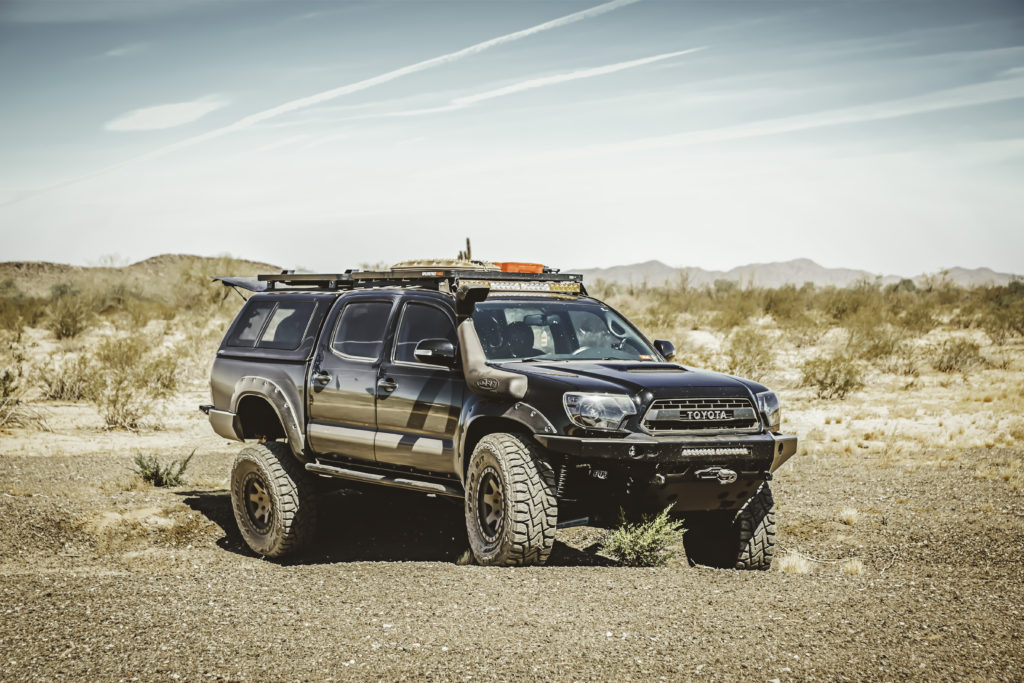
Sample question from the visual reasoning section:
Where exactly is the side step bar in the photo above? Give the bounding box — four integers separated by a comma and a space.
305, 462, 463, 499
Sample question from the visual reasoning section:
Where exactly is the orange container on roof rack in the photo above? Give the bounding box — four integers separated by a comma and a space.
495, 262, 544, 274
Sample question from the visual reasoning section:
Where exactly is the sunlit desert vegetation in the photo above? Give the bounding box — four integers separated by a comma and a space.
592, 274, 1024, 487
0, 255, 263, 432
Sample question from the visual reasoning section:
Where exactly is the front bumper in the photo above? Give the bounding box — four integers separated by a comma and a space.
534, 431, 797, 473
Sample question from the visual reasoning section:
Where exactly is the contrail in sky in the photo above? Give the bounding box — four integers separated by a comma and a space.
454, 47, 706, 106
5, 0, 641, 205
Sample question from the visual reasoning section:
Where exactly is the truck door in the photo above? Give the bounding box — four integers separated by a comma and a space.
374, 299, 464, 475
307, 297, 396, 462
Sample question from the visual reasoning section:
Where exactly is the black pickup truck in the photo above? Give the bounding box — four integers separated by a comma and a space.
202, 263, 796, 568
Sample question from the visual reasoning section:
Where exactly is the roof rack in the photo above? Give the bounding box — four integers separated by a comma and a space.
253, 267, 586, 295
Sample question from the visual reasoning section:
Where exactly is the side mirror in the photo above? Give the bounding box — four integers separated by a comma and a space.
414, 338, 457, 367
653, 339, 676, 361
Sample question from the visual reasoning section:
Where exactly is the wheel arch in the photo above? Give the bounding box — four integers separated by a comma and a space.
457, 399, 556, 482
231, 375, 306, 461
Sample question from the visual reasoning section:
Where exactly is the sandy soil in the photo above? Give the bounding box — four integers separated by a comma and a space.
2, 326, 1023, 680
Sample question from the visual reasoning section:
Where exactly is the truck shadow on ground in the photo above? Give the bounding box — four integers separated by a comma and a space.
178, 486, 613, 567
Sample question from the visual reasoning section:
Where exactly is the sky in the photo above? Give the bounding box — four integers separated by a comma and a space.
1, 0, 1022, 276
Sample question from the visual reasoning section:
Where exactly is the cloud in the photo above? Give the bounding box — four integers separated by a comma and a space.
105, 96, 228, 132
453, 47, 706, 106
562, 75, 1024, 156
105, 42, 147, 58
9, 0, 640, 202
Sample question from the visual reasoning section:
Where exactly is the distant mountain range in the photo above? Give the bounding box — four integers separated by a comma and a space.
1, 255, 1017, 294
574, 258, 1019, 289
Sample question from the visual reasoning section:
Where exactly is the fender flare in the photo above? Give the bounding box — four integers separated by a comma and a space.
455, 396, 556, 477
231, 376, 306, 461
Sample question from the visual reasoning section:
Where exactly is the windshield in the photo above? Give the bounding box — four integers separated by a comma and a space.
473, 300, 658, 362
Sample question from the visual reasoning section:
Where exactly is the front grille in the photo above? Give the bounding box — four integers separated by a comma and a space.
642, 397, 760, 434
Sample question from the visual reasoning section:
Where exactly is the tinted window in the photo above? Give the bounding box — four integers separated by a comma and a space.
332, 301, 392, 359
473, 301, 656, 362
394, 303, 456, 363
258, 301, 315, 350
227, 301, 273, 347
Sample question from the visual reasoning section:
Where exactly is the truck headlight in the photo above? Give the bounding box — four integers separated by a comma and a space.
563, 393, 637, 431
756, 391, 781, 431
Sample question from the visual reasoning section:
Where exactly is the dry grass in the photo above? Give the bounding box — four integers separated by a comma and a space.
841, 559, 865, 575
839, 508, 859, 526
777, 551, 812, 574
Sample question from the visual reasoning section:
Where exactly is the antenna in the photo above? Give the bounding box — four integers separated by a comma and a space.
457, 238, 472, 261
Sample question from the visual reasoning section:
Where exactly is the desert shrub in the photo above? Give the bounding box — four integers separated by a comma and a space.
846, 317, 907, 363
91, 333, 176, 430
724, 327, 775, 380
172, 255, 237, 312
933, 339, 985, 374
876, 341, 919, 377
0, 286, 48, 333
36, 353, 96, 401
95, 379, 152, 430
0, 362, 47, 429
600, 505, 685, 567
800, 354, 863, 400
146, 348, 182, 396
823, 280, 886, 323
132, 450, 194, 487
709, 284, 761, 332
48, 295, 91, 339
894, 299, 935, 334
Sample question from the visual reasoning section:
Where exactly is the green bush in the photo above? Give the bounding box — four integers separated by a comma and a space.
132, 450, 195, 487
800, 354, 864, 400
933, 339, 985, 374
600, 505, 685, 567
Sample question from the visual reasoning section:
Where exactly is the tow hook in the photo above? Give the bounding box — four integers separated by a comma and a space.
695, 467, 738, 485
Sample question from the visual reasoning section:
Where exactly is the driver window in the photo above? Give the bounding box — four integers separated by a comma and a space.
394, 303, 456, 363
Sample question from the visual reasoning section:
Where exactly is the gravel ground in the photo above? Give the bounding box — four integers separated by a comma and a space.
1, 442, 1022, 681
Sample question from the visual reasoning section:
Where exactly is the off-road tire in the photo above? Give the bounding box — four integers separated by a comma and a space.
684, 483, 775, 570
465, 433, 557, 566
230, 441, 317, 558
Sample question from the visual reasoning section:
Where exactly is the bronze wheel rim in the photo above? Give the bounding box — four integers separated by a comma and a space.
243, 471, 273, 533
477, 467, 504, 541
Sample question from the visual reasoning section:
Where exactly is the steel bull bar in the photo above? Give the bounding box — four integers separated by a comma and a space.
533, 431, 797, 473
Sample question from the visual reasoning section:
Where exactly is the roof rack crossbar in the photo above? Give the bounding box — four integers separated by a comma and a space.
255, 268, 584, 293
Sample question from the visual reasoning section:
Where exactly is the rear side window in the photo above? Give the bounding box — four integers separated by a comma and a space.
394, 303, 456, 363
227, 301, 274, 346
332, 301, 392, 360
226, 299, 316, 350
258, 301, 315, 350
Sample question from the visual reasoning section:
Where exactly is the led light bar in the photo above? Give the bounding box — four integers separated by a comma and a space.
460, 279, 582, 293
679, 447, 750, 457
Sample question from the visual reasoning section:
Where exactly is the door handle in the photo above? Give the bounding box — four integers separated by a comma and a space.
312, 370, 331, 385
377, 378, 397, 393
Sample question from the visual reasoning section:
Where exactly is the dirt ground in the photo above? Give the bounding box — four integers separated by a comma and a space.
2, 326, 1024, 680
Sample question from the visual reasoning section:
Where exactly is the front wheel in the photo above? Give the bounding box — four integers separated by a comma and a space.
230, 442, 317, 558
683, 483, 776, 570
465, 433, 557, 566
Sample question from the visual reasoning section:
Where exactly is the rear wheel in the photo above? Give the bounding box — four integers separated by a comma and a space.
465, 433, 557, 566
230, 442, 317, 558
683, 483, 775, 570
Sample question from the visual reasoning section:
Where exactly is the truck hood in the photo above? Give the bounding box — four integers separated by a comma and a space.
495, 360, 765, 399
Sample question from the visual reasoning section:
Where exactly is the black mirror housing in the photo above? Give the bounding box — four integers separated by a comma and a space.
414, 338, 457, 366
654, 339, 676, 361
